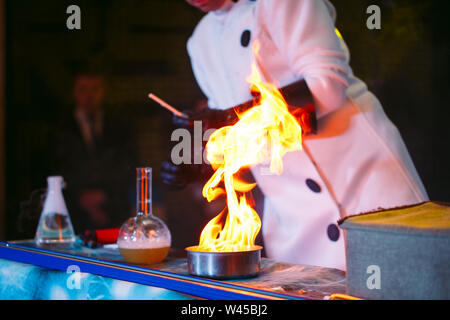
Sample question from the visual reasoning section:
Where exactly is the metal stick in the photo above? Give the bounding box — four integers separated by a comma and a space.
148, 93, 188, 118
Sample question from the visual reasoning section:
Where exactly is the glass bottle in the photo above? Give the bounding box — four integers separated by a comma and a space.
35, 176, 76, 246
118, 168, 171, 264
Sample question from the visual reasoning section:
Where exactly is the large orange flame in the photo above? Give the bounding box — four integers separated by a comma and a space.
197, 63, 303, 252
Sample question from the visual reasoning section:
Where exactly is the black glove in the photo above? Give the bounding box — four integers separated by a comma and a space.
160, 109, 216, 190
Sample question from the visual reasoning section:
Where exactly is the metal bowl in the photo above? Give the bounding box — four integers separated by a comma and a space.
185, 245, 262, 279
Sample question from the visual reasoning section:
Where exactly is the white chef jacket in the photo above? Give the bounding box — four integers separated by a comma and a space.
187, 0, 428, 270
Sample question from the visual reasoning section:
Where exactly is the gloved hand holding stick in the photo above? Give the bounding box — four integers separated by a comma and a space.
148, 93, 209, 189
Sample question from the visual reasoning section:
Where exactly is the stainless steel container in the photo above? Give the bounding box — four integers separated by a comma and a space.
186, 246, 262, 279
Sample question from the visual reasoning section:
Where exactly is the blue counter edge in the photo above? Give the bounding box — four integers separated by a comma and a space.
0, 242, 305, 300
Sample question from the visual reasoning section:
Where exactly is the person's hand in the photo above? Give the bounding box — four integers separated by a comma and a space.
161, 110, 201, 190
161, 108, 222, 190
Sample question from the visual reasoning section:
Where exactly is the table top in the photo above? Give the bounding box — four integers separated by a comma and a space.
0, 239, 346, 300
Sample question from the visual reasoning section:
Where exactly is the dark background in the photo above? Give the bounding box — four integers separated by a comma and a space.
3, 0, 450, 243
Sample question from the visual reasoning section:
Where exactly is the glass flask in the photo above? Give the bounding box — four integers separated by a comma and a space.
118, 168, 171, 264
35, 176, 76, 246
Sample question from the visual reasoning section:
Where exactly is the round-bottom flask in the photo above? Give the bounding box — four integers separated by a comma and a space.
118, 168, 171, 264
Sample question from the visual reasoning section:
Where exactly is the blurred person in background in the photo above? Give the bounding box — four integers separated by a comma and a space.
53, 66, 137, 232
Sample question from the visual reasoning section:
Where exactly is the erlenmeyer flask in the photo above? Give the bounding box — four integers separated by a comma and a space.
35, 176, 76, 246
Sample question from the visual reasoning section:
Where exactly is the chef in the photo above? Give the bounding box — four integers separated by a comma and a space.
166, 0, 428, 270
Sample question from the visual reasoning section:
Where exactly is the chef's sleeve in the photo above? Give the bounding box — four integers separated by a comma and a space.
258, 0, 350, 118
